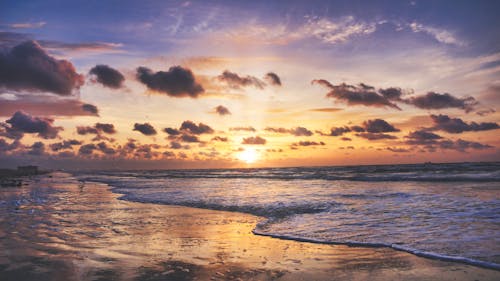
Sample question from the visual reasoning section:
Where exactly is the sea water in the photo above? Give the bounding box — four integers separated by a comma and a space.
76, 162, 500, 269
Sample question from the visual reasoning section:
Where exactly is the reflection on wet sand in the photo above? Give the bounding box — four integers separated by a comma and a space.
0, 173, 498, 281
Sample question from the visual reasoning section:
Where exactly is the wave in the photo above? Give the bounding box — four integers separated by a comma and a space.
251, 229, 500, 271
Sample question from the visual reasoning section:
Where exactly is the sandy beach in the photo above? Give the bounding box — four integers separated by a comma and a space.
0, 172, 498, 281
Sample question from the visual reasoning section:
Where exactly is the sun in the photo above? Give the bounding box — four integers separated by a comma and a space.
237, 148, 259, 163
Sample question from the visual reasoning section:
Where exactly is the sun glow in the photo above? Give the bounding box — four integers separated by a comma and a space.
237, 148, 259, 163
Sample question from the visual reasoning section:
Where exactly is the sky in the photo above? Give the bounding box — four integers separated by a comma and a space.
0, 0, 499, 169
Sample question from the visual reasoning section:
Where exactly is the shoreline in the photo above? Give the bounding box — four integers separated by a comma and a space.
0, 173, 499, 280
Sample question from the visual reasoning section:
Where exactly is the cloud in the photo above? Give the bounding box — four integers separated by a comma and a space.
429, 114, 499, 133
89, 64, 125, 89
82, 103, 99, 115
329, 126, 351, 136
312, 80, 401, 109
0, 41, 84, 95
214, 105, 231, 116
363, 119, 400, 133
133, 123, 157, 136
301, 16, 377, 44
163, 127, 181, 135
97, 142, 116, 155
264, 72, 281, 86
291, 141, 325, 147
28, 141, 45, 155
3, 111, 62, 139
180, 134, 200, 143
77, 123, 116, 135
387, 147, 411, 153
50, 139, 82, 152
308, 107, 343, 112
78, 143, 97, 155
170, 141, 183, 149
180, 121, 214, 134
441, 139, 493, 152
409, 22, 464, 46
211, 136, 228, 142
217, 70, 266, 90
324, 119, 398, 138
405, 92, 478, 112
242, 136, 266, 145
0, 98, 99, 117
8, 22, 47, 29
265, 126, 313, 136
0, 139, 20, 152
356, 133, 398, 140
229, 126, 256, 132
405, 130, 443, 145
402, 129, 493, 152
136, 65, 204, 97
95, 123, 117, 134
313, 79, 478, 113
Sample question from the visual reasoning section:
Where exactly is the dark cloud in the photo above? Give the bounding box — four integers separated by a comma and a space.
242, 136, 266, 145
429, 114, 499, 134
313, 79, 479, 113
356, 133, 398, 140
0, 41, 84, 95
363, 119, 400, 133
229, 126, 256, 132
324, 119, 398, 138
133, 123, 157, 136
265, 126, 313, 136
291, 127, 313, 136
214, 105, 231, 116
180, 121, 214, 135
0, 138, 20, 152
265, 127, 289, 134
211, 136, 228, 142
76, 126, 98, 135
170, 141, 182, 149
264, 72, 282, 86
312, 80, 401, 110
4, 111, 62, 139
0, 98, 99, 117
136, 65, 204, 97
341, 137, 352, 141
405, 130, 443, 145
180, 134, 200, 143
89, 64, 125, 89
50, 139, 82, 151
28, 141, 45, 155
405, 92, 478, 112
218, 70, 266, 90
78, 143, 96, 155
97, 142, 116, 155
95, 123, 116, 134
441, 139, 493, 152
82, 103, 99, 115
379, 87, 405, 101
291, 141, 325, 146
350, 125, 365, 132
476, 108, 495, 116
329, 126, 351, 136
77, 123, 116, 135
386, 147, 411, 153
163, 127, 181, 135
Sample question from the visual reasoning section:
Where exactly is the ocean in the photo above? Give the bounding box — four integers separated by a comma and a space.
76, 162, 500, 270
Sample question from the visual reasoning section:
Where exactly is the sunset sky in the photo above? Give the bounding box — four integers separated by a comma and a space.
1, 0, 499, 169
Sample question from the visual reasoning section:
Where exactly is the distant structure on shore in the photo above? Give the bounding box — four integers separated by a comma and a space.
17, 165, 39, 175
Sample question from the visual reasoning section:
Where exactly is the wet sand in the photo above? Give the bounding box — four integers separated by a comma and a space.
0, 172, 498, 281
